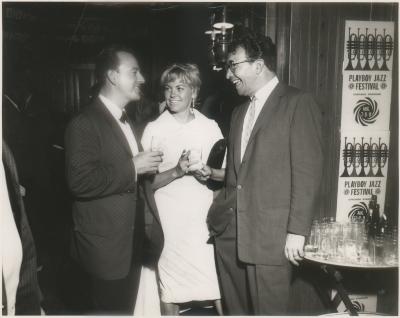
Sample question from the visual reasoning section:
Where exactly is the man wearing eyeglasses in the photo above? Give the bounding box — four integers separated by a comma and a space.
207, 31, 323, 315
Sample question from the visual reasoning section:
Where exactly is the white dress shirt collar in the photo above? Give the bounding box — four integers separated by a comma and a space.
98, 94, 139, 158
253, 76, 279, 109
99, 94, 124, 122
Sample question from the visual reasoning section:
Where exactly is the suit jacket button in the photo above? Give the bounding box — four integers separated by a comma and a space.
229, 207, 234, 211
237, 185, 242, 190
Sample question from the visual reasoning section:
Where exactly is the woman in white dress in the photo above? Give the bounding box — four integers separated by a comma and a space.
141, 63, 224, 315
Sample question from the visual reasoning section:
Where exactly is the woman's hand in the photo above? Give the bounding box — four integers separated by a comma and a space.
175, 150, 191, 177
193, 164, 212, 182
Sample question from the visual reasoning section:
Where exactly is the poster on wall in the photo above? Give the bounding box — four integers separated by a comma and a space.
336, 130, 390, 222
341, 20, 394, 131
336, 20, 394, 221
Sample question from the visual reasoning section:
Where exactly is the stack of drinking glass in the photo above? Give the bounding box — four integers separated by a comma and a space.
304, 217, 398, 266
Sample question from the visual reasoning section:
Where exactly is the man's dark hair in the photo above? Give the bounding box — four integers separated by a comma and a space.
228, 27, 277, 72
95, 44, 137, 86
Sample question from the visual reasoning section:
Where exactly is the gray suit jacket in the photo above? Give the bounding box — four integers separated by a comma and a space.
207, 83, 323, 265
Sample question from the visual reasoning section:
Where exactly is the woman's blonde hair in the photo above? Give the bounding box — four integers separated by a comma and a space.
160, 63, 201, 99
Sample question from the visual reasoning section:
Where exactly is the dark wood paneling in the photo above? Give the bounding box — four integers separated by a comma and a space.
275, 3, 291, 83
289, 3, 344, 219
285, 3, 398, 314
386, 6, 399, 223
265, 3, 277, 43
287, 2, 398, 221
318, 4, 342, 220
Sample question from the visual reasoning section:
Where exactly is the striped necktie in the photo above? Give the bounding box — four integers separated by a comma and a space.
241, 96, 256, 160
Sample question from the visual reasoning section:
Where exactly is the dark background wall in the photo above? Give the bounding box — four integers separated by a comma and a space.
3, 2, 266, 112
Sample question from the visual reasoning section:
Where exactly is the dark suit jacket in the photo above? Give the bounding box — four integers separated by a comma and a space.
208, 83, 323, 265
2, 141, 41, 315
65, 97, 163, 280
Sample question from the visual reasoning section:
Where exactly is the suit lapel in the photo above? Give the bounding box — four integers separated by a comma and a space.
127, 119, 158, 222
233, 102, 250, 175
93, 98, 134, 158
95, 100, 160, 223
240, 83, 287, 165
128, 120, 143, 152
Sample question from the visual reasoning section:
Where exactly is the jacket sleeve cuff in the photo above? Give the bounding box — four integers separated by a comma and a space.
287, 221, 311, 237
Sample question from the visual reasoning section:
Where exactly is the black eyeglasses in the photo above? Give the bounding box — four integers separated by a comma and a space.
225, 59, 255, 72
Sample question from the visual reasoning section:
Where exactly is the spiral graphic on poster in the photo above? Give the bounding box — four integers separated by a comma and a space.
348, 202, 369, 222
353, 97, 379, 126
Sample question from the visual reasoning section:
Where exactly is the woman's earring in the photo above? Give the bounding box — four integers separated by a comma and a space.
191, 97, 195, 113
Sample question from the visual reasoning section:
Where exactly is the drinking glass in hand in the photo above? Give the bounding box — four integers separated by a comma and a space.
188, 148, 202, 171
151, 136, 164, 152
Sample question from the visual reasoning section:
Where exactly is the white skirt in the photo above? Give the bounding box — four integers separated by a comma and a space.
133, 266, 161, 316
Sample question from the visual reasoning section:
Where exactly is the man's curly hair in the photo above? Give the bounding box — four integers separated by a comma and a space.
228, 26, 277, 72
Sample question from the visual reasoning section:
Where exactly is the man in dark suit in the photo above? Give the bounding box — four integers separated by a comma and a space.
64, 45, 163, 314
207, 32, 323, 315
2, 141, 42, 315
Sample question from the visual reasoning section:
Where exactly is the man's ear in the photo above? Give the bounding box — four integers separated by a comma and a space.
255, 59, 265, 75
106, 69, 118, 85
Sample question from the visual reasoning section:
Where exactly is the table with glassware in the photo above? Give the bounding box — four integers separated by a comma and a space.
303, 219, 398, 316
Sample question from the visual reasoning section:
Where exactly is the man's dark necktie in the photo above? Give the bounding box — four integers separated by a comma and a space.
120, 110, 129, 124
